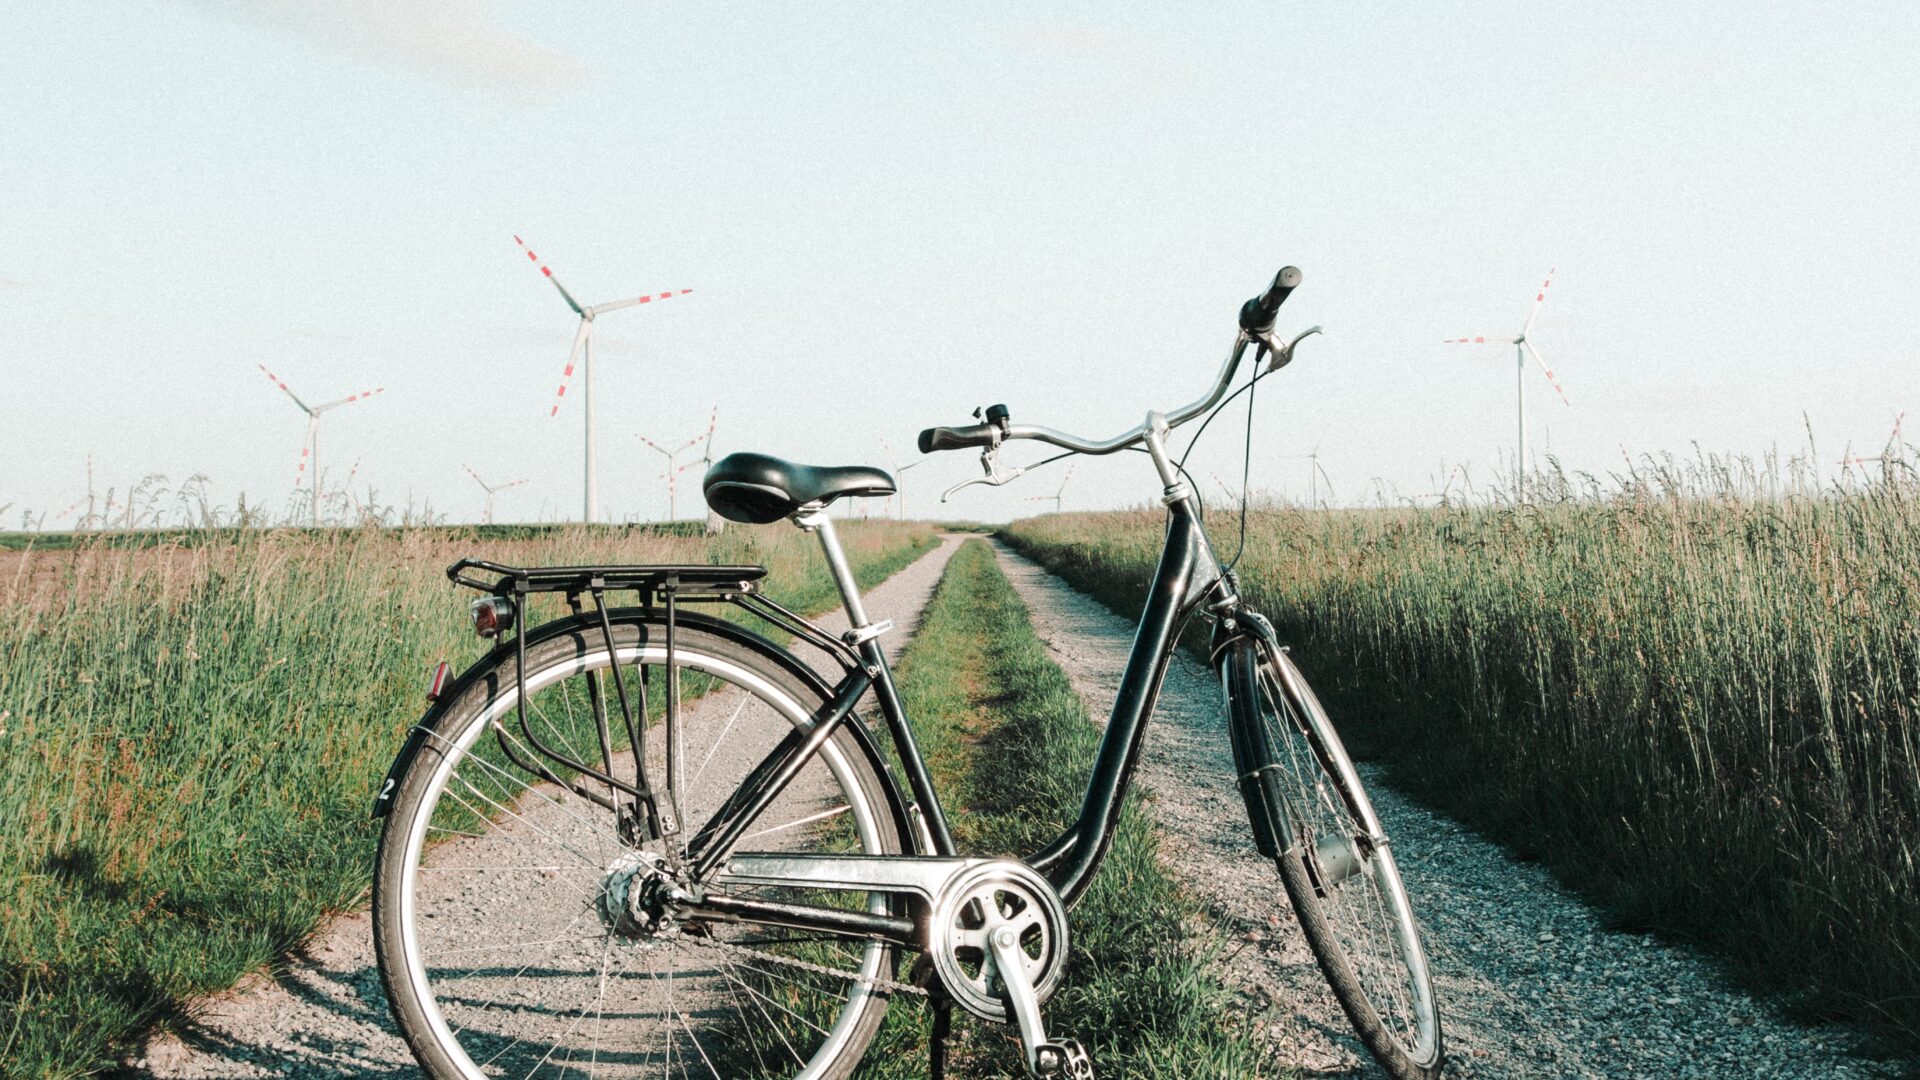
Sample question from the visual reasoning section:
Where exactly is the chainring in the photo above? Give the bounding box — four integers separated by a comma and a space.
928, 859, 1069, 1021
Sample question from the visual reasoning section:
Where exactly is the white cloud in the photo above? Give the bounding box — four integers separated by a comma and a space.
181, 0, 589, 96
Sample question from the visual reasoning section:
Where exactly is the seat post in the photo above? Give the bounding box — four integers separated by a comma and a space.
791, 504, 873, 629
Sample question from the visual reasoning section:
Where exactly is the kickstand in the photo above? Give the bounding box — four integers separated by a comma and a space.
930, 997, 953, 1080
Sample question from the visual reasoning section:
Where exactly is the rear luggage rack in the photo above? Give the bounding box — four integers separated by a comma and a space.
439, 556, 859, 849
448, 557, 767, 599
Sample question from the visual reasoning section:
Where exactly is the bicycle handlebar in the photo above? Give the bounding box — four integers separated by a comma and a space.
917, 423, 998, 453
918, 265, 1303, 460
1239, 265, 1302, 335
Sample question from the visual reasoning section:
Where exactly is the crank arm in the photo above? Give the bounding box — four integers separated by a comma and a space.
989, 927, 1094, 1078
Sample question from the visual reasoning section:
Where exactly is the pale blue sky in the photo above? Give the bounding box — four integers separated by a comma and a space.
3, 2, 1915, 525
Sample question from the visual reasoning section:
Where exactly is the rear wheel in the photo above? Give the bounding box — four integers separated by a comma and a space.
374, 619, 906, 1080
1224, 640, 1443, 1080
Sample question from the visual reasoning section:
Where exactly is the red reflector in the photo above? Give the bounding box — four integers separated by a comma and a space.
426, 660, 451, 701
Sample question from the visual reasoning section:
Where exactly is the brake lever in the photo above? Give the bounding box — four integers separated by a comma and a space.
940, 445, 1029, 502
1258, 325, 1323, 372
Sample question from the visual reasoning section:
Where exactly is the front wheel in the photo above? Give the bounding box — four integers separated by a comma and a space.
373, 617, 906, 1080
1223, 639, 1443, 1080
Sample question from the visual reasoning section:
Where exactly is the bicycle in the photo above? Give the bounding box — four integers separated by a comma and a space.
370, 266, 1443, 1079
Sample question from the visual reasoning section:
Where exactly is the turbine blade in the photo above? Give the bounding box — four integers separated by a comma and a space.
502, 478, 531, 490
257, 363, 312, 414
464, 464, 490, 492
514, 235, 585, 315
1523, 339, 1571, 405
591, 289, 693, 315
549, 320, 590, 418
296, 415, 318, 487
311, 386, 385, 414
1443, 336, 1517, 345
1521, 267, 1556, 337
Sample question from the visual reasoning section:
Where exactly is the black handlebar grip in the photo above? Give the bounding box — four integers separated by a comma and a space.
1239, 265, 1303, 334
918, 423, 997, 453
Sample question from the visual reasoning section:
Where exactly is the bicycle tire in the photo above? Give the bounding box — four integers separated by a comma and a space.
1223, 638, 1443, 1079
374, 616, 906, 1080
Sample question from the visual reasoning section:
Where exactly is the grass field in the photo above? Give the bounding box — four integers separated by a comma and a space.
0, 519, 936, 1078
848, 540, 1282, 1079
1001, 465, 1920, 1053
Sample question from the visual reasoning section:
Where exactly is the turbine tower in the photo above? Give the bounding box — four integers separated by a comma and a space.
1445, 268, 1570, 480
255, 364, 384, 527
464, 464, 530, 525
639, 407, 717, 523
515, 235, 691, 523
1279, 445, 1331, 508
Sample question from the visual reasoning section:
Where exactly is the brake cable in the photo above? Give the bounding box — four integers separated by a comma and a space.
1178, 346, 1281, 574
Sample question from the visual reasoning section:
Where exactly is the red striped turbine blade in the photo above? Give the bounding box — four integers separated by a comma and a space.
257, 363, 311, 412
1522, 268, 1556, 337
514, 235, 585, 314
290, 416, 319, 487
549, 321, 590, 418
1444, 336, 1514, 344
1523, 340, 1571, 405
593, 289, 694, 315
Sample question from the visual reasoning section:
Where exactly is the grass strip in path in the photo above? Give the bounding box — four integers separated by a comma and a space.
849, 539, 1287, 1079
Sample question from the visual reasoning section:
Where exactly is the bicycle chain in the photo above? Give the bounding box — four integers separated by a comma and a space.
682, 934, 929, 997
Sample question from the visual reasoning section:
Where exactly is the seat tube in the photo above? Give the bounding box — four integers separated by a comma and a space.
791, 504, 873, 629
791, 503, 958, 854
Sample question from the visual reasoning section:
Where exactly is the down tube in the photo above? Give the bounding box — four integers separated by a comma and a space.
1027, 500, 1200, 907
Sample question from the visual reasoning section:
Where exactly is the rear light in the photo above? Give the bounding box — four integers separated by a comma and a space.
425, 660, 451, 701
471, 596, 517, 639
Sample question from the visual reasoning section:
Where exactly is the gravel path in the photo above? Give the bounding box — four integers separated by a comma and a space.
132, 534, 966, 1079
990, 542, 1901, 1080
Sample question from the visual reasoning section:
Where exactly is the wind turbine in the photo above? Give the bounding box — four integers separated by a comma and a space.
464, 464, 530, 525
1279, 445, 1331, 508
1445, 268, 1571, 481
878, 437, 922, 520
1025, 464, 1076, 515
255, 364, 384, 527
1838, 413, 1906, 476
639, 407, 716, 523
515, 235, 692, 524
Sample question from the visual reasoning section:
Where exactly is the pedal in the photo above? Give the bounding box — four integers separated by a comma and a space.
1035, 1039, 1094, 1079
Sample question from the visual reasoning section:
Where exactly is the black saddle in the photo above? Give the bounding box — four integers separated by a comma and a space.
703, 452, 896, 524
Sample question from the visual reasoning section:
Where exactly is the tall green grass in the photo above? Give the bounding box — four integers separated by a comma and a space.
0, 520, 935, 1078
1002, 462, 1920, 1055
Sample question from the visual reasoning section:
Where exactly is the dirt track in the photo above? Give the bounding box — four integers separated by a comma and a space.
991, 540, 1900, 1080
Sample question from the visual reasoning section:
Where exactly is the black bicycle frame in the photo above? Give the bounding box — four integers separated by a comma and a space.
677, 496, 1213, 928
